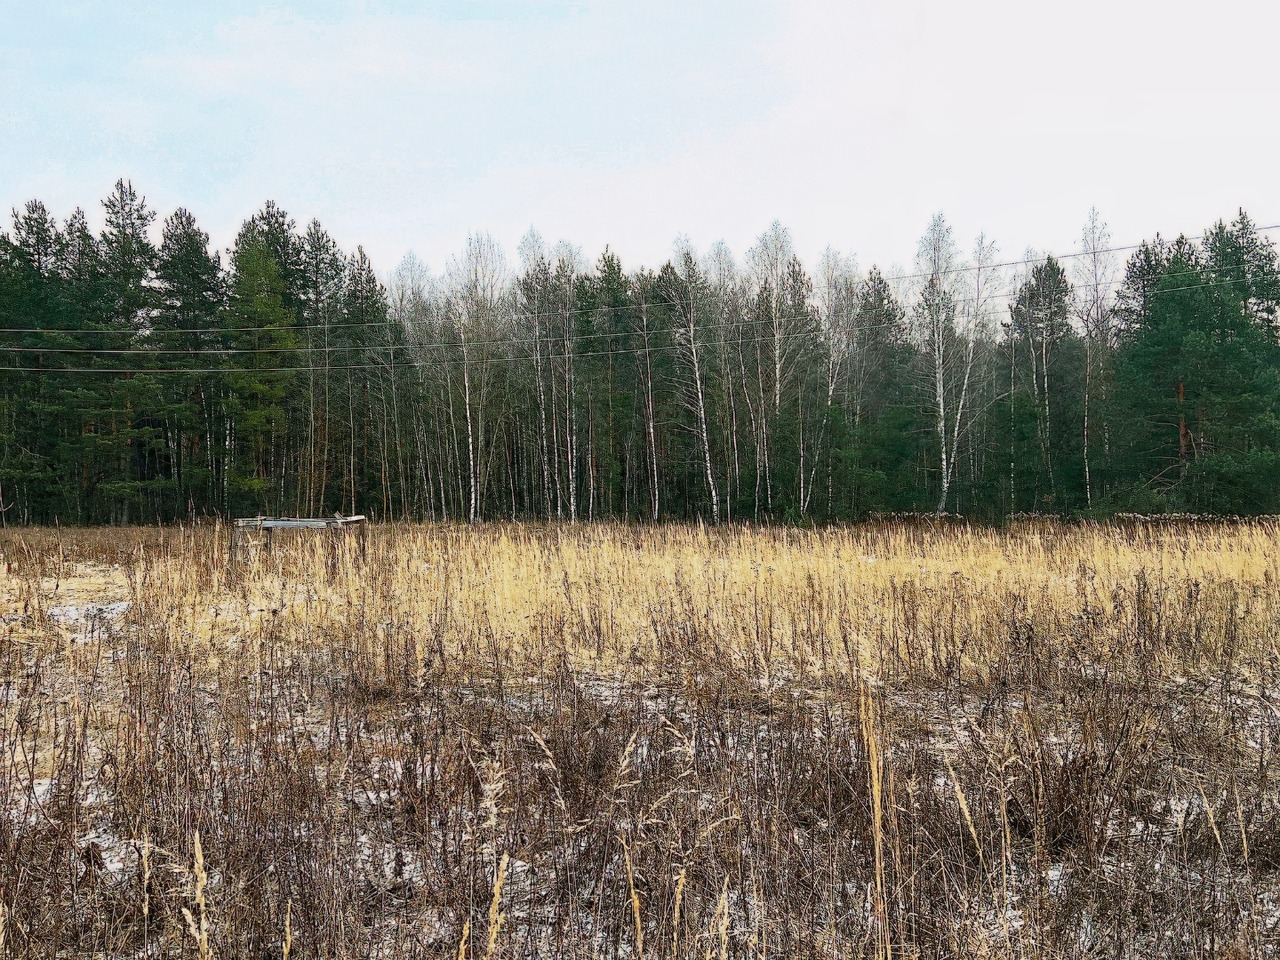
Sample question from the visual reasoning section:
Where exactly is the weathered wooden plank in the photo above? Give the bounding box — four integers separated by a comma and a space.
229, 515, 367, 565
233, 515, 366, 530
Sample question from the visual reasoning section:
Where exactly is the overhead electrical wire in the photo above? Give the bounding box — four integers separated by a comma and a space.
863, 221, 1280, 284
0, 226, 1275, 375
0, 325, 878, 374
0, 222, 1274, 343
0, 270, 1270, 361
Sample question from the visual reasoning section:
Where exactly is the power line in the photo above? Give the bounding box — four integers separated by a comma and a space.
0, 271, 1268, 363
0, 262, 1273, 362
2, 222, 1274, 342
0, 311, 806, 356
0, 269, 1269, 376
0, 223, 1274, 376
0, 326, 874, 374
868, 222, 1280, 285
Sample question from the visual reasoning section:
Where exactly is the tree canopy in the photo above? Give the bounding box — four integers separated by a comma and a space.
0, 186, 1276, 523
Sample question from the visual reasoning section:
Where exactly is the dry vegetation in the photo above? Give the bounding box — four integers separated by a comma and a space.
1, 520, 1279, 958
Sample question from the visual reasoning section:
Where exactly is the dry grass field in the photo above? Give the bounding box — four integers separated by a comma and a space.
1, 520, 1279, 958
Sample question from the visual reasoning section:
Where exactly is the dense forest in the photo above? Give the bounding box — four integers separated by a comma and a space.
0, 180, 1276, 524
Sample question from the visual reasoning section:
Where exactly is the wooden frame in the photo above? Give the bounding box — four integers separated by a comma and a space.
229, 515, 367, 564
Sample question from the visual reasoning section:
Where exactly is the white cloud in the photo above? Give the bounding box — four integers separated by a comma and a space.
2, 0, 1277, 280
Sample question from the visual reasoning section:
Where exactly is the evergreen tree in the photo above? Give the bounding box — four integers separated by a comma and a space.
0, 203, 73, 520
224, 229, 298, 514
296, 220, 348, 513
1007, 256, 1076, 508
839, 267, 919, 514
1114, 252, 1280, 511
1201, 210, 1280, 329
153, 208, 225, 516
1, 186, 1278, 523
94, 181, 161, 521
345, 246, 396, 515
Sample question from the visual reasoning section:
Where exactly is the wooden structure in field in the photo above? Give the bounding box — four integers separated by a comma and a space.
230, 514, 366, 563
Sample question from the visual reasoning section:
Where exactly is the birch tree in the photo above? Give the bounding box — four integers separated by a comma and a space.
815, 247, 859, 514
661, 243, 721, 522
1072, 209, 1117, 508
913, 214, 964, 512
629, 267, 666, 520
745, 222, 816, 515
1009, 254, 1072, 505
444, 233, 509, 523
388, 253, 436, 516
515, 232, 559, 518
703, 240, 743, 517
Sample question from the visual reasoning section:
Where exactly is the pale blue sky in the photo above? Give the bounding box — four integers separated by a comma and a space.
4, 0, 1278, 276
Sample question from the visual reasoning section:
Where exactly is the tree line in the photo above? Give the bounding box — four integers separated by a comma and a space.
0, 180, 1276, 524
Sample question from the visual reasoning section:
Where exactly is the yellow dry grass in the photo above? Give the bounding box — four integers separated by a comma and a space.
2, 519, 1278, 956
3, 519, 1277, 687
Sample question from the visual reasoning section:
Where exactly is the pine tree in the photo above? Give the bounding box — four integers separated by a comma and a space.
223, 229, 298, 514
94, 180, 161, 521
344, 246, 395, 515
1114, 248, 1280, 512
153, 208, 225, 516
1008, 256, 1076, 507
296, 220, 348, 513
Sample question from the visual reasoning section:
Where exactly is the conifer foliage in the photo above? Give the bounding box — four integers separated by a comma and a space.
1, 186, 1277, 522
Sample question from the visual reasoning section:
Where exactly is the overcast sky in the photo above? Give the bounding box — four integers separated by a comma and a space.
4, 0, 1278, 277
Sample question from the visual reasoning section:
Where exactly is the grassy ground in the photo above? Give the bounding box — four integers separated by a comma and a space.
1, 520, 1278, 958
